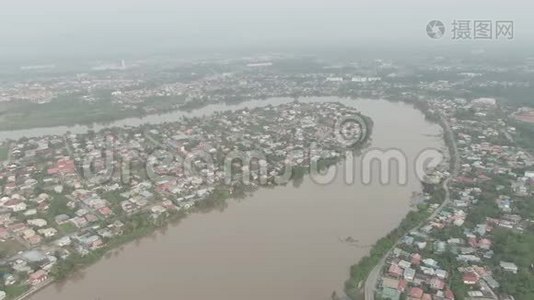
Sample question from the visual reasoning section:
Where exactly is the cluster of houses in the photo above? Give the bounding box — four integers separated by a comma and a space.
0, 101, 362, 298
0, 56, 384, 114
376, 98, 533, 300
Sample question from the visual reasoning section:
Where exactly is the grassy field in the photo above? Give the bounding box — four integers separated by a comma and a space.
0, 93, 187, 130
0, 96, 135, 130
0, 239, 25, 257
59, 223, 78, 234
511, 119, 534, 151
4, 284, 29, 299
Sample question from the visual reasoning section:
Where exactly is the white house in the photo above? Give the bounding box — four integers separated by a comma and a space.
500, 261, 518, 274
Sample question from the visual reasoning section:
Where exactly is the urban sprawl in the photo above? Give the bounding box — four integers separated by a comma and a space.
1, 55, 534, 300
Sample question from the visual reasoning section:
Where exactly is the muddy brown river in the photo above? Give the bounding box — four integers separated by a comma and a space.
28, 97, 443, 300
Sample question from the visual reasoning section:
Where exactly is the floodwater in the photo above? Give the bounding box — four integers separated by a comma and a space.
29, 97, 444, 300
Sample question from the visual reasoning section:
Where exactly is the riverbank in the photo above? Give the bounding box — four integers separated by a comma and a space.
12, 100, 375, 300
16, 191, 224, 300
344, 187, 446, 299
13, 280, 53, 300
343, 107, 460, 300
6, 98, 444, 299
44, 132, 372, 286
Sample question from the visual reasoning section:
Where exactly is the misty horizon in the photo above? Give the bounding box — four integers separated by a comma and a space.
1, 0, 533, 63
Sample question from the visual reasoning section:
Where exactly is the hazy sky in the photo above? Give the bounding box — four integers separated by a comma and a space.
1, 0, 533, 61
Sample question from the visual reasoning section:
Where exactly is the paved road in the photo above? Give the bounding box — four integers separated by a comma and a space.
363, 114, 459, 300
14, 278, 54, 300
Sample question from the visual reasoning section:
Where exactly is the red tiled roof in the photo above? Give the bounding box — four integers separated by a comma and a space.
411, 253, 422, 265
388, 263, 403, 277
0, 227, 9, 238
98, 207, 113, 216
479, 238, 492, 246
29, 270, 47, 280
398, 279, 407, 292
430, 277, 445, 290
48, 158, 76, 175
409, 287, 424, 299
445, 288, 455, 300
463, 272, 479, 284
